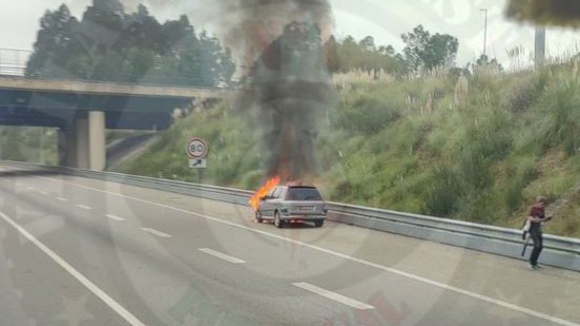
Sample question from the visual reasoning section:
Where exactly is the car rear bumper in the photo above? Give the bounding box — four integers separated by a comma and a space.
280, 214, 326, 221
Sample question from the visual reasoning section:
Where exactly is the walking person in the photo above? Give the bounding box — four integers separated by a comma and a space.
526, 196, 552, 270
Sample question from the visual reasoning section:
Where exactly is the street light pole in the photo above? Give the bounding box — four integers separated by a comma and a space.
535, 27, 546, 67
480, 9, 488, 56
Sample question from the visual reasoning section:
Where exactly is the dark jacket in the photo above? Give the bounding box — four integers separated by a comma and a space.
529, 203, 546, 233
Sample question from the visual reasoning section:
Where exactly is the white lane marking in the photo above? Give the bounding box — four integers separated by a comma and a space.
27, 187, 35, 191
40, 191, 50, 195
293, 282, 374, 310
199, 248, 246, 264
141, 228, 172, 238
42, 176, 580, 326
16, 182, 22, 186
0, 210, 147, 326
56, 197, 67, 202
105, 214, 125, 222
76, 204, 93, 210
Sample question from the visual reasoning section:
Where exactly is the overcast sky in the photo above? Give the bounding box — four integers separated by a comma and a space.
1, 0, 579, 69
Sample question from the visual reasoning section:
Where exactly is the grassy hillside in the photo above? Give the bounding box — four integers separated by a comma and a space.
0, 127, 59, 165
114, 61, 580, 237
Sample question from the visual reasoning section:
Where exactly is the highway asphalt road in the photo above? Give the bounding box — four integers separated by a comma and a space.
0, 166, 578, 326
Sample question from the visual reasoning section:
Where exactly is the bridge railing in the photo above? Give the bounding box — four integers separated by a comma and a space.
0, 48, 30, 76
1, 73, 231, 90
3, 161, 579, 272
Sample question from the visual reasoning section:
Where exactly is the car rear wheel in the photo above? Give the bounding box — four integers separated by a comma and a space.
314, 220, 324, 228
274, 211, 283, 228
255, 210, 263, 223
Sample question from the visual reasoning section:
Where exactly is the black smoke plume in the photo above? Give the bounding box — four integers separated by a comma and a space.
217, 0, 337, 181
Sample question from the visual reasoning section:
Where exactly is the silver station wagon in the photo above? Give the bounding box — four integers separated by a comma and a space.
255, 185, 328, 228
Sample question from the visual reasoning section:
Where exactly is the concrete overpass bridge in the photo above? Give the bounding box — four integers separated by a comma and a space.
0, 75, 229, 171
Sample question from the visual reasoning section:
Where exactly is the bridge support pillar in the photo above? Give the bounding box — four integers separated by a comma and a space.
58, 111, 106, 171
88, 111, 106, 171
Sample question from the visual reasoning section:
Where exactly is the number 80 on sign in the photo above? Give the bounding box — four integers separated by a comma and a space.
186, 137, 208, 158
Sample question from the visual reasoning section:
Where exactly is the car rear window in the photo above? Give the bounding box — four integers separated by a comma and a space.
285, 187, 323, 201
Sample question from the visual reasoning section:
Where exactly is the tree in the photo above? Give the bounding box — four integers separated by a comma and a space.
359, 36, 376, 51
92, 0, 124, 14
122, 4, 163, 53
199, 31, 228, 87
476, 54, 490, 66
26, 4, 77, 77
160, 15, 195, 55
336, 35, 359, 71
401, 25, 459, 73
331, 35, 405, 77
474, 54, 504, 74
26, 1, 235, 87
378, 45, 395, 56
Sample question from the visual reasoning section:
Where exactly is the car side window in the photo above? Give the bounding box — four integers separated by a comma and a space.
278, 188, 287, 199
271, 187, 283, 199
267, 187, 278, 198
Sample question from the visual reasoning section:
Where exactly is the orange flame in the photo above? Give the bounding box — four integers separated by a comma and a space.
249, 177, 281, 211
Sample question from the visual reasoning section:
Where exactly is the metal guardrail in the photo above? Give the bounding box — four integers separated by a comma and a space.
3, 161, 580, 272
329, 203, 580, 255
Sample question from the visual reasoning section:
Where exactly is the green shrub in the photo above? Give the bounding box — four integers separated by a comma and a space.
548, 192, 580, 237
504, 156, 537, 212
334, 91, 402, 135
455, 191, 505, 224
458, 149, 493, 190
425, 129, 447, 157
386, 116, 432, 154
463, 108, 513, 161
542, 78, 580, 156
239, 170, 264, 190
424, 165, 462, 216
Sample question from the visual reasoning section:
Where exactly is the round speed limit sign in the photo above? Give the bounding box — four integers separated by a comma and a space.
186, 137, 208, 158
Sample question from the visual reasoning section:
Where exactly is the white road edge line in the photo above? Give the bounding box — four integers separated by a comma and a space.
76, 204, 93, 210
199, 248, 246, 264
0, 210, 147, 326
293, 282, 374, 310
42, 176, 580, 326
56, 197, 67, 202
105, 214, 125, 222
40, 191, 50, 195
141, 228, 172, 238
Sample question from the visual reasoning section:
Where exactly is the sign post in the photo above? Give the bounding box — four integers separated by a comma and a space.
187, 136, 208, 184
186, 137, 208, 169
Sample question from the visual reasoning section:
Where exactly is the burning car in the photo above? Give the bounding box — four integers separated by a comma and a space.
250, 179, 328, 228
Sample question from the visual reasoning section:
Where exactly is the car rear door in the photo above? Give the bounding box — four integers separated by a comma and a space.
261, 186, 281, 217
270, 187, 287, 214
